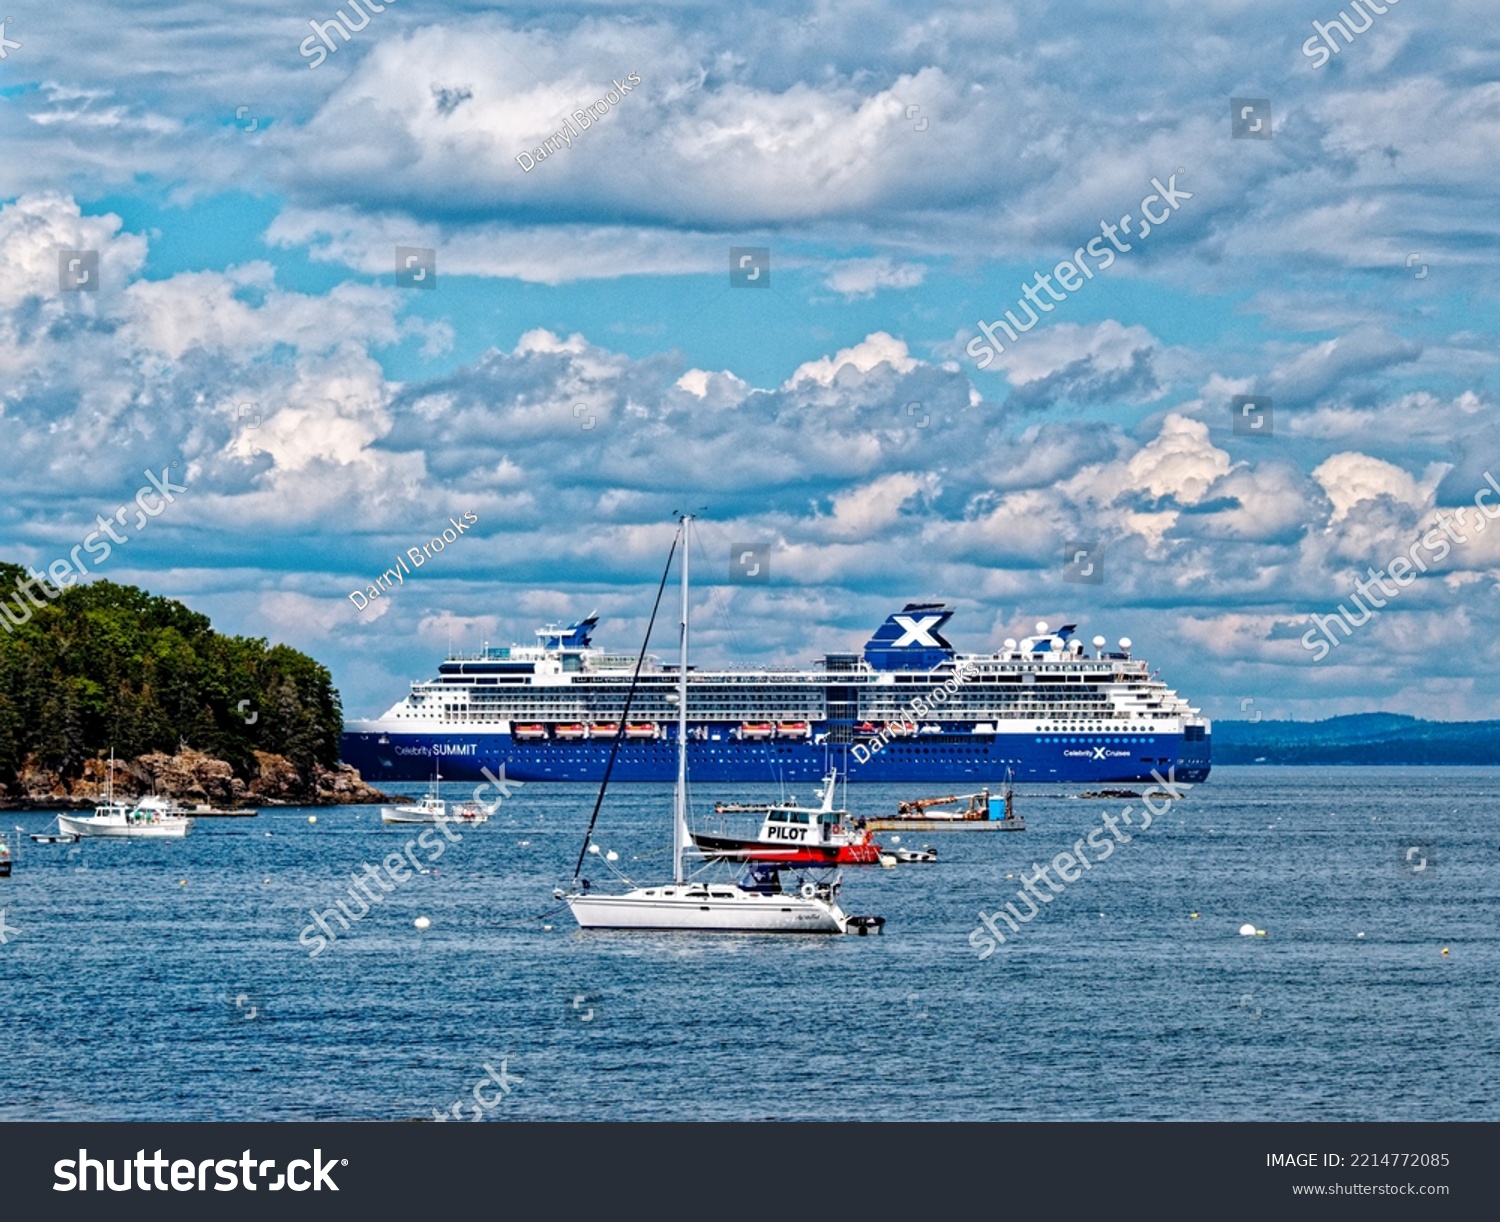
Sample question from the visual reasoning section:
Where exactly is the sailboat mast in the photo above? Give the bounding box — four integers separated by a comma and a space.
673, 514, 691, 884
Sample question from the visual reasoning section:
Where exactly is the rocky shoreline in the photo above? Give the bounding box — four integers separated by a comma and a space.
0, 747, 401, 809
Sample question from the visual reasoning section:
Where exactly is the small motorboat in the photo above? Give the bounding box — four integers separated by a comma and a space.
0, 832, 11, 877
890, 845, 937, 863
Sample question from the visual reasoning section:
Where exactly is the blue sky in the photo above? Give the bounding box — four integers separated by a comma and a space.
2, 0, 1498, 723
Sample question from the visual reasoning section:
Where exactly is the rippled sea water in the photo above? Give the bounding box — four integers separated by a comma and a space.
1, 765, 1495, 1121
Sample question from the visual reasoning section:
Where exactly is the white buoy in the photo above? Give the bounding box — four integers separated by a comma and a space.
879, 854, 897, 868
1238, 923, 1257, 936
1357, 931, 1365, 939
414, 916, 431, 930
890, 835, 901, 844
605, 850, 619, 862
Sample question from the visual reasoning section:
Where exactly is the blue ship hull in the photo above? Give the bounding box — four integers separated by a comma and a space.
340, 729, 1211, 785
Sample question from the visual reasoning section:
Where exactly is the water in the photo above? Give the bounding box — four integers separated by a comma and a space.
1, 766, 1495, 1121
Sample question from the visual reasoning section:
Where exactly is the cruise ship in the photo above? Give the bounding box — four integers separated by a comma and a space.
340, 605, 1211, 785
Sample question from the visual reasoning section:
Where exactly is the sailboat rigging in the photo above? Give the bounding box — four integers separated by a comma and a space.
557, 515, 880, 934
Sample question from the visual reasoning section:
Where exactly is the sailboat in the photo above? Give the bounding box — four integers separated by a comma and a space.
559, 515, 865, 934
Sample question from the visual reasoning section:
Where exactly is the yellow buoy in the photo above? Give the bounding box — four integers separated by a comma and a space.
1189, 912, 1199, 919
307, 815, 317, 824
179, 879, 187, 886
1441, 947, 1449, 956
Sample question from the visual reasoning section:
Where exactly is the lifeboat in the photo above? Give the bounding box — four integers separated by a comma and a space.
512, 724, 548, 740
775, 721, 811, 738
625, 722, 659, 739
737, 722, 774, 740
590, 723, 621, 737
554, 724, 589, 740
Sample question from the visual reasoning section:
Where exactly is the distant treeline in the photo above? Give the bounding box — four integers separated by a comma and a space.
1213, 712, 1500, 765
0, 562, 342, 788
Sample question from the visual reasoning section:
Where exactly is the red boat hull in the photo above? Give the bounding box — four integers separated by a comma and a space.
692, 833, 883, 866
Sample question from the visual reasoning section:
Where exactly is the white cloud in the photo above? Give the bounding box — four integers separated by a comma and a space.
823, 257, 926, 299
784, 331, 918, 387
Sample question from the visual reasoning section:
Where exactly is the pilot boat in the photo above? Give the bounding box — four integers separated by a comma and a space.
692, 772, 883, 865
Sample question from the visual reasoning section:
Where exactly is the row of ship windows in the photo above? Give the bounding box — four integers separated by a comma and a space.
1036, 736, 1158, 744
435, 698, 1134, 707
435, 711, 1157, 722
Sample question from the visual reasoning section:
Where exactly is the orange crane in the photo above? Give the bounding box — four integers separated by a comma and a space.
895, 790, 992, 820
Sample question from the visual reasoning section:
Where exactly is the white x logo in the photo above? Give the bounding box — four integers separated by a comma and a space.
891, 614, 943, 648
1092, 746, 1107, 761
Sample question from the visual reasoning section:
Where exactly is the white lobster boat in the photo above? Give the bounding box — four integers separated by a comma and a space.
59, 795, 193, 839
380, 765, 489, 825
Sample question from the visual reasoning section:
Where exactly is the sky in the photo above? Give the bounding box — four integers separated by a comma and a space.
1, 0, 1498, 724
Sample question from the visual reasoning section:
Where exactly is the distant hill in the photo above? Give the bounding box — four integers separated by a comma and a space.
1212, 713, 1500, 765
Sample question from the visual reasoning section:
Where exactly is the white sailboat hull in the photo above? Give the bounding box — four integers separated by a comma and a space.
57, 813, 192, 839
566, 886, 848, 933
